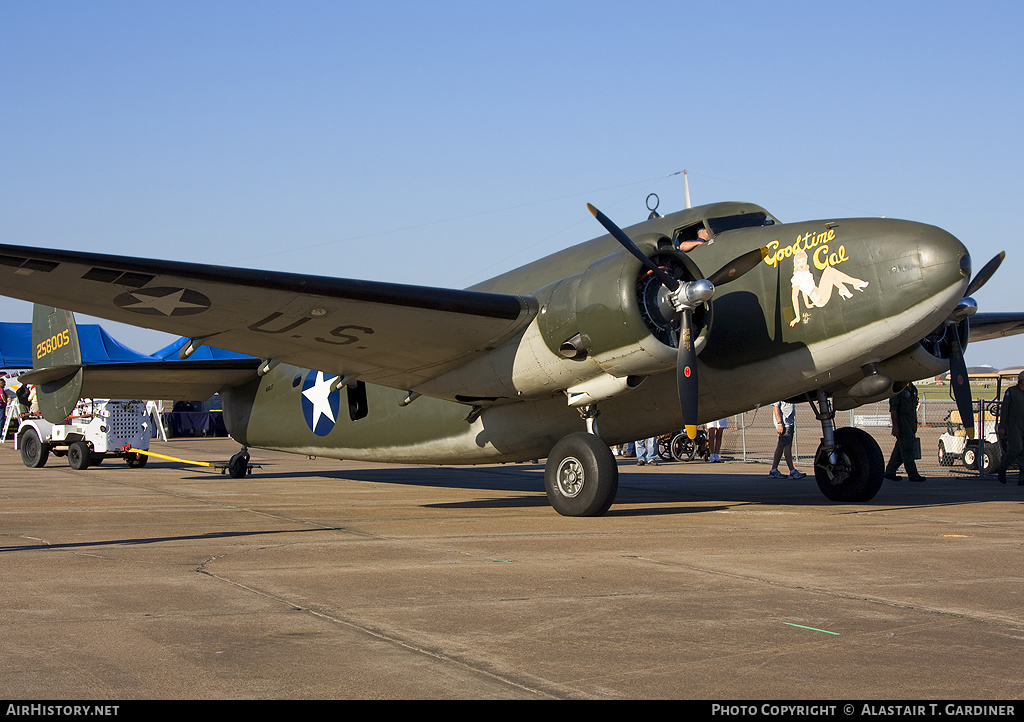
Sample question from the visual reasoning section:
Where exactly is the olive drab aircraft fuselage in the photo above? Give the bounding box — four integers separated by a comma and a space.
3, 198, 1019, 515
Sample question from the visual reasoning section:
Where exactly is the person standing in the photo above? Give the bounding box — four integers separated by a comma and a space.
996, 371, 1024, 485
707, 418, 726, 462
634, 437, 658, 467
884, 381, 925, 482
768, 401, 806, 479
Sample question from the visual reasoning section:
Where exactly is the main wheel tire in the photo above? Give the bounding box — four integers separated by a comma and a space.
68, 441, 91, 470
20, 427, 49, 468
813, 426, 884, 502
544, 432, 618, 517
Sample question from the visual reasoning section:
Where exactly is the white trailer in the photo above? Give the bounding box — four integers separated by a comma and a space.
17, 399, 151, 470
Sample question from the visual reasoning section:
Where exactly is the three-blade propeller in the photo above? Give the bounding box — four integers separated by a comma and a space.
948, 251, 1005, 439
587, 204, 766, 438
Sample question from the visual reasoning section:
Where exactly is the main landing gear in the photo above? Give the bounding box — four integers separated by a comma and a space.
543, 391, 886, 515
545, 405, 618, 517
807, 390, 885, 502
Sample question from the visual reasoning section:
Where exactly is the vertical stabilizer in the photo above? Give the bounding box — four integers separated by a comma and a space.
30, 305, 84, 422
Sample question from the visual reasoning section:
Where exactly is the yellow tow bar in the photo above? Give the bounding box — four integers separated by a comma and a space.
124, 447, 254, 476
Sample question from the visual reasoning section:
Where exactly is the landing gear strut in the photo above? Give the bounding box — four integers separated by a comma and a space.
807, 390, 884, 502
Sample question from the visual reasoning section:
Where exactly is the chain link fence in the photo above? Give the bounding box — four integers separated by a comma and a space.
710, 398, 1000, 477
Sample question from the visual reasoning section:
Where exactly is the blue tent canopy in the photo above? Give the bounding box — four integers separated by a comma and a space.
150, 336, 255, 361
0, 323, 33, 368
0, 322, 254, 369
0, 322, 156, 368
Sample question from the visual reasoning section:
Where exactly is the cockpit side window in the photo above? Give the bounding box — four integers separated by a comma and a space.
673, 222, 707, 248
707, 212, 773, 235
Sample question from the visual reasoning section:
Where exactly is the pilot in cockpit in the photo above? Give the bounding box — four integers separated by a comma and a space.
677, 226, 712, 252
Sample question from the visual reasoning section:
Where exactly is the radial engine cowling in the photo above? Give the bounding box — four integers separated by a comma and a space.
538, 237, 710, 380
919, 317, 971, 371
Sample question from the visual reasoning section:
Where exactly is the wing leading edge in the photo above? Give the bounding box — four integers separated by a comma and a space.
0, 244, 538, 392
969, 312, 1024, 343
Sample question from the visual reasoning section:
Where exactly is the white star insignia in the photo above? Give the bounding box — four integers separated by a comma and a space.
302, 372, 337, 431
123, 289, 207, 316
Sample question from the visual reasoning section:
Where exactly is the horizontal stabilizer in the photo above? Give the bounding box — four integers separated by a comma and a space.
19, 359, 261, 403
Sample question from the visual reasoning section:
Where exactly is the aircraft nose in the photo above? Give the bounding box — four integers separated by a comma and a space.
875, 219, 970, 300
959, 250, 972, 283
919, 222, 970, 279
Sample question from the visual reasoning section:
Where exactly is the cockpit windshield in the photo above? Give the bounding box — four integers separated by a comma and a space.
707, 212, 774, 235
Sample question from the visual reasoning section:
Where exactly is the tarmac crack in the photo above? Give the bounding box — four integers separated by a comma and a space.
193, 563, 574, 699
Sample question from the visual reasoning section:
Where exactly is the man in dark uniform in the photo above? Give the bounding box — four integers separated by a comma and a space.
996, 371, 1024, 485
884, 381, 925, 482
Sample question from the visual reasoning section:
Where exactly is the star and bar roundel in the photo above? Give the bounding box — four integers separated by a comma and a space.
113, 287, 211, 316
301, 370, 341, 436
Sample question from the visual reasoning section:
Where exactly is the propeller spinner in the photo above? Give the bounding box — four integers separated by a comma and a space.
587, 204, 766, 438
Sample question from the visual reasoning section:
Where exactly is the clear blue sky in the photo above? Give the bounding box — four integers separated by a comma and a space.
2, 1, 1022, 368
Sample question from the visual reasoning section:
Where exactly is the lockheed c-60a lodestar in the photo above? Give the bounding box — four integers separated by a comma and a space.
3, 190, 1020, 515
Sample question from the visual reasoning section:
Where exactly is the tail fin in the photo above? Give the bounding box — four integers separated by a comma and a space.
30, 304, 84, 422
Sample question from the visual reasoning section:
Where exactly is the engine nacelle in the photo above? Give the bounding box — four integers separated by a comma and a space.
537, 237, 709, 380
832, 342, 955, 411
416, 238, 711, 404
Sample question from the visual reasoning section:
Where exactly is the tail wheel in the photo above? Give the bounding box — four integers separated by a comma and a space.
228, 449, 250, 478
544, 432, 618, 517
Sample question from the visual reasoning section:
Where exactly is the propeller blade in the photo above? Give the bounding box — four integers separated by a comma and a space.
676, 308, 699, 438
965, 251, 1004, 297
706, 246, 769, 287
948, 330, 975, 440
587, 203, 679, 291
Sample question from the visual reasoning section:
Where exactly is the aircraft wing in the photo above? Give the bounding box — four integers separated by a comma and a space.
970, 312, 1024, 343
0, 244, 537, 391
